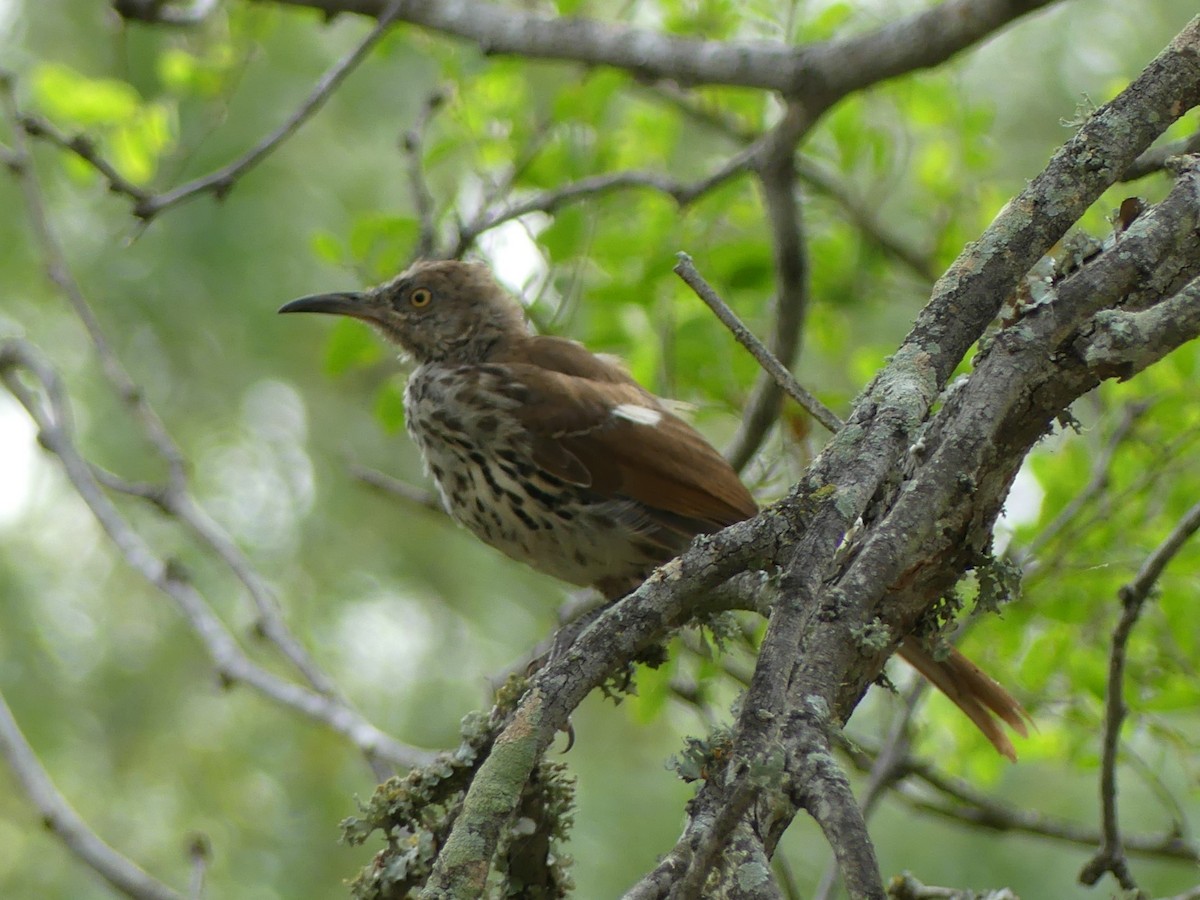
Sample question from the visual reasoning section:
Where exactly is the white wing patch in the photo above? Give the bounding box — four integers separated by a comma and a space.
612, 404, 663, 426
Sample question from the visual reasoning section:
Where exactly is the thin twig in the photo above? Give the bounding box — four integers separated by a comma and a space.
16, 2, 403, 221
838, 734, 1200, 864
1021, 401, 1150, 565
186, 834, 211, 900
2, 74, 356, 701
0, 340, 434, 771
1081, 499, 1200, 893
888, 872, 1018, 899
18, 113, 152, 202
135, 0, 403, 219
1122, 130, 1200, 181
454, 109, 560, 256
673, 252, 842, 434
401, 86, 451, 258
725, 102, 813, 470
0, 689, 185, 900
795, 155, 939, 283
649, 82, 939, 286
453, 135, 768, 256
349, 462, 444, 511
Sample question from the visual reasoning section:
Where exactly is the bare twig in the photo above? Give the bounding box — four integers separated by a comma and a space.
647, 83, 942, 283
795, 155, 939, 283
1122, 130, 1200, 181
1020, 401, 1150, 565
17, 113, 152, 202
726, 103, 815, 469
673, 252, 842, 435
836, 734, 1200, 863
135, 0, 403, 218
1080, 499, 1200, 893
401, 86, 451, 258
0, 689, 185, 900
2, 74, 357, 702
453, 134, 769, 256
17, 2, 403, 221
349, 462, 444, 511
643, 81, 758, 143
887, 872, 1018, 899
0, 340, 434, 771
186, 835, 211, 900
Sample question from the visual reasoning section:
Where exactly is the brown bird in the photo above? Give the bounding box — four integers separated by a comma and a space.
280, 259, 1028, 760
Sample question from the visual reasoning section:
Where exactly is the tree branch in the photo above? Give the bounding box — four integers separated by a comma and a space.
2, 73, 360, 701
1122, 130, 1200, 181
1080, 497, 1200, 892
0, 689, 185, 900
1020, 400, 1150, 566
673, 253, 841, 435
349, 462, 444, 511
725, 103, 818, 469
453, 131, 772, 256
0, 340, 434, 771
16, 2, 403, 221
1078, 272, 1200, 379
841, 742, 1200, 863
261, 0, 1059, 103
401, 85, 450, 258
419, 502, 787, 898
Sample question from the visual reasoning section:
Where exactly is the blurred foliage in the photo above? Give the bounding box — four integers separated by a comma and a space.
1, 0, 1199, 898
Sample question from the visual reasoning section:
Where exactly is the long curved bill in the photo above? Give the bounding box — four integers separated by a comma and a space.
278, 292, 379, 322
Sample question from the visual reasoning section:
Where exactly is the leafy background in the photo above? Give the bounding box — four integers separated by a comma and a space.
1, 0, 1199, 897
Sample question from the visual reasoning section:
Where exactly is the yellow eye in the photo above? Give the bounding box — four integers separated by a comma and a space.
410, 287, 433, 308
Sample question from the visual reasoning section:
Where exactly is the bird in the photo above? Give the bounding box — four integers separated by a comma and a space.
280, 258, 1028, 759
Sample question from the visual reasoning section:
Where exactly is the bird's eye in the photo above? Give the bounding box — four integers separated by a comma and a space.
410, 287, 433, 308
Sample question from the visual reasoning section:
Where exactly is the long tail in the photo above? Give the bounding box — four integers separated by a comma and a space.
898, 636, 1030, 762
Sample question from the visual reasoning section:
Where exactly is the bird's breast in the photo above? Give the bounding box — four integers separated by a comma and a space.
402, 364, 674, 591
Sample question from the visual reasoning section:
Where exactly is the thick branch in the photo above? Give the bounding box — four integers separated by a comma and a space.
420, 502, 789, 897
641, 27, 1200, 897
261, 0, 1058, 103
1079, 273, 1200, 379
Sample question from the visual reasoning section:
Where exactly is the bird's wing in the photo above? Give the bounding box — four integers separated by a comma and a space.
495, 338, 757, 533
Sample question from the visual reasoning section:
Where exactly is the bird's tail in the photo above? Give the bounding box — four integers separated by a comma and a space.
898, 636, 1030, 762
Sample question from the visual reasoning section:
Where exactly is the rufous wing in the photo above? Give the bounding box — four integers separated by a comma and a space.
495, 337, 757, 535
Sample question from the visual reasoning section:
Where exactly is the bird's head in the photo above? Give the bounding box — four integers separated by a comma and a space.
279, 259, 528, 364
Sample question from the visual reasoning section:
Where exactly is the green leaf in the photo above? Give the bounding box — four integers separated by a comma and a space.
349, 214, 420, 279
32, 63, 140, 126
373, 379, 408, 433
309, 231, 346, 266
323, 318, 382, 376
